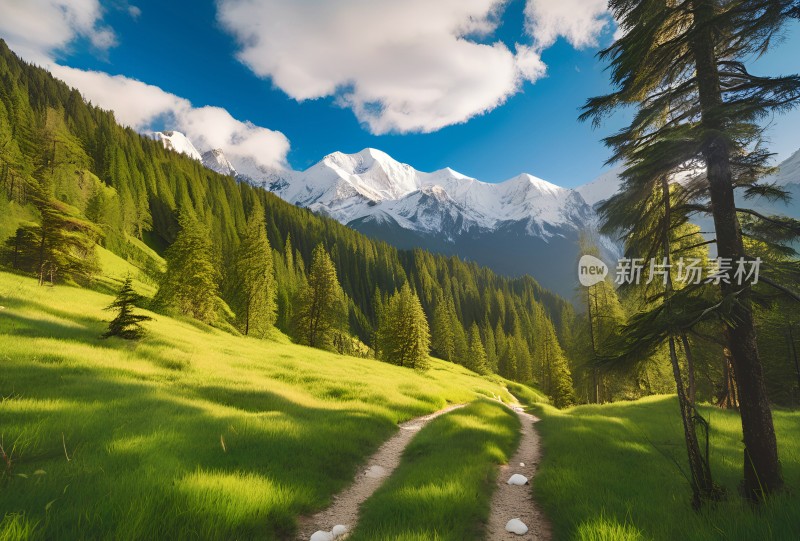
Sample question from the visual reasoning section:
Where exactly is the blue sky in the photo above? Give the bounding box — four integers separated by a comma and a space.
3, 1, 799, 187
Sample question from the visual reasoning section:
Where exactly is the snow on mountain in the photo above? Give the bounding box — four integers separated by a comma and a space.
201, 149, 237, 176
768, 148, 800, 186
151, 131, 202, 161
263, 148, 594, 240
576, 167, 624, 207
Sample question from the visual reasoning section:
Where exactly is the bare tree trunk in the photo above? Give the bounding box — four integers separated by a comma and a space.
788, 325, 800, 406
717, 348, 739, 410
681, 333, 697, 404
587, 285, 599, 404
669, 337, 718, 509
690, 0, 782, 500
661, 176, 720, 507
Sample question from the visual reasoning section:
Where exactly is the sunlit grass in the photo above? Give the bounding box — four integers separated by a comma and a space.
0, 271, 516, 540
531, 396, 800, 541
348, 399, 520, 541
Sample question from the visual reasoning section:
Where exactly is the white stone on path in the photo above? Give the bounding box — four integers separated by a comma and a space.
505, 518, 529, 535
507, 473, 529, 486
520, 462, 525, 467
331, 525, 348, 538
365, 465, 387, 478
310, 531, 333, 541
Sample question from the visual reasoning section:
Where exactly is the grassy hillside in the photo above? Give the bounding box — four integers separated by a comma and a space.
532, 397, 800, 541
0, 270, 518, 540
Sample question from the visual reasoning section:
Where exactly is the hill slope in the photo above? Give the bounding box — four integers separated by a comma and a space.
0, 270, 522, 539
0, 39, 574, 387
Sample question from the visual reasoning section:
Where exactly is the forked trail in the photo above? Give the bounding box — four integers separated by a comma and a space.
295, 403, 466, 540
487, 404, 552, 540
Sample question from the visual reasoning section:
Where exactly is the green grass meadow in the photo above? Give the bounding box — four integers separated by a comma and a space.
0, 270, 516, 540
531, 396, 800, 541
348, 399, 520, 541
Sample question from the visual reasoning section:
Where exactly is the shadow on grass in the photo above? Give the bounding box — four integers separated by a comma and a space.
0, 359, 403, 540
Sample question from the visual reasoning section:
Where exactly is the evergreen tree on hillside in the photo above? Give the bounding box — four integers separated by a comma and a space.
102, 276, 151, 340
431, 295, 455, 361
376, 283, 430, 369
233, 206, 277, 337
294, 243, 346, 349
3, 179, 100, 285
466, 322, 489, 375
154, 210, 222, 323
482, 319, 498, 372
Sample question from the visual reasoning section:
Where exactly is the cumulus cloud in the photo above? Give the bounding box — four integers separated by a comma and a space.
217, 0, 548, 135
1, 1, 291, 169
50, 66, 290, 169
0, 0, 116, 64
524, 0, 612, 50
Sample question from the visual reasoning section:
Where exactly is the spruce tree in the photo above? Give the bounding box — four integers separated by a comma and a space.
376, 283, 431, 369
294, 243, 346, 349
466, 322, 489, 375
102, 276, 152, 340
233, 207, 277, 337
431, 296, 455, 361
154, 210, 222, 323
582, 0, 800, 500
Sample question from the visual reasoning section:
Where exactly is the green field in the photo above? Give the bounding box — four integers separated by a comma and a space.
0, 270, 518, 540
531, 397, 800, 541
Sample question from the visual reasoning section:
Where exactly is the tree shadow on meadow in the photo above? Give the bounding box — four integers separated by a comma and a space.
0, 360, 403, 540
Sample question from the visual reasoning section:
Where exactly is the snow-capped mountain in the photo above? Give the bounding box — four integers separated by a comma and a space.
201, 149, 237, 177
151, 131, 202, 161
248, 148, 601, 297
264, 148, 593, 241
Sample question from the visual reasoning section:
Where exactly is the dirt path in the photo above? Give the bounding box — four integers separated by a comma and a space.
487, 404, 551, 540
295, 403, 466, 540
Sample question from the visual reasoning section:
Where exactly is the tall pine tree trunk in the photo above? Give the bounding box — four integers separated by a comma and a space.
690, 0, 781, 500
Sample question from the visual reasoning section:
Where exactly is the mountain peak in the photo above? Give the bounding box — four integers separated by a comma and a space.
201, 148, 237, 177
503, 173, 565, 196
151, 131, 202, 162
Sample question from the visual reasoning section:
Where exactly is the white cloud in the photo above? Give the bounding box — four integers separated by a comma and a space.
0, 1, 291, 170
50, 65, 290, 169
217, 0, 547, 134
524, 0, 612, 50
128, 5, 142, 19
0, 0, 116, 64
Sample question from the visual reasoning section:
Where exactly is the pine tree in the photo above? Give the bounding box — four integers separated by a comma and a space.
431, 296, 455, 361
102, 276, 152, 340
21, 178, 101, 285
294, 243, 346, 349
233, 207, 277, 337
482, 319, 498, 372
376, 283, 431, 369
466, 322, 489, 375
582, 0, 800, 500
154, 210, 222, 323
